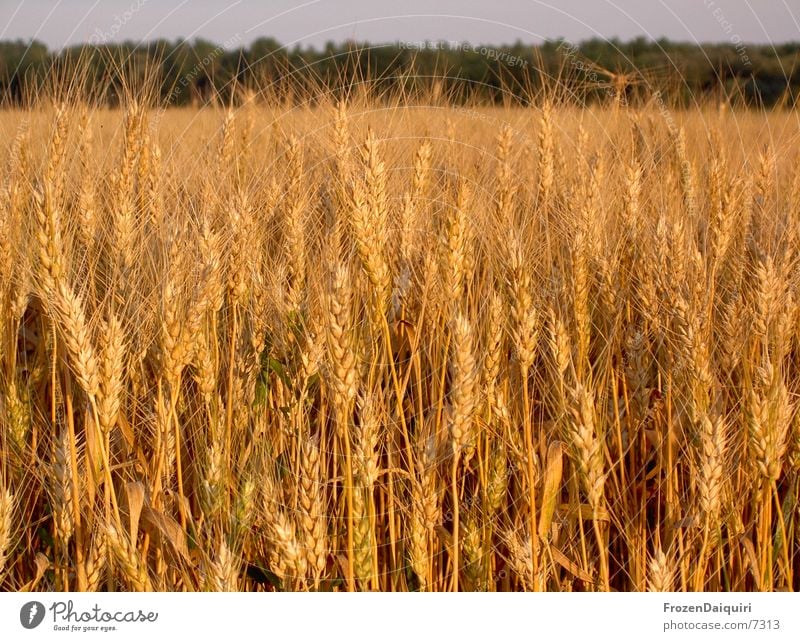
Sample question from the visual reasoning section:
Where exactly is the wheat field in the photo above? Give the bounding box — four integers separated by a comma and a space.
0, 89, 798, 592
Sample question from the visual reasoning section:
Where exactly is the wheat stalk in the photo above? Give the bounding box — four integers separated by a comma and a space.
0, 487, 14, 575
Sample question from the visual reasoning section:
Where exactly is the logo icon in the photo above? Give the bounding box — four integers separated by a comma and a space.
20, 601, 46, 629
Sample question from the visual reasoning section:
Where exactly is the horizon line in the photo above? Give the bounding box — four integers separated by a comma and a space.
4, 34, 799, 53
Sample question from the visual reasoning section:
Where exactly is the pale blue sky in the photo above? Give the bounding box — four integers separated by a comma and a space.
1, 0, 798, 49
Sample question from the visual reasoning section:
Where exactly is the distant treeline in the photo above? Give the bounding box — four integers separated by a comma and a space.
1, 36, 798, 107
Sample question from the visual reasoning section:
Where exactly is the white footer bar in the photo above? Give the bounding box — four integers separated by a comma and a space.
1, 593, 796, 640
